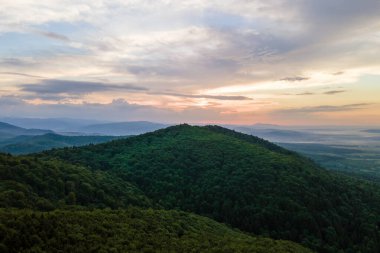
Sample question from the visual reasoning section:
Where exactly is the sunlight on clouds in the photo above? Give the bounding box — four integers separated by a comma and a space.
0, 0, 380, 124
203, 68, 379, 95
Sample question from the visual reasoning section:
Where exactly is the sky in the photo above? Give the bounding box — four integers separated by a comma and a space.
0, 0, 379, 125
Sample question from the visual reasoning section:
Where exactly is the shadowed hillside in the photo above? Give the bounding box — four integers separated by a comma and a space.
0, 151, 311, 253
0, 208, 312, 253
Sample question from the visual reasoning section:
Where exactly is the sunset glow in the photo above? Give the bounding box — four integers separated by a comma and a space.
1, 0, 379, 125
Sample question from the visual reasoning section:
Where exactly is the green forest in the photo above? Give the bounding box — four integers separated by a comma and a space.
2, 125, 380, 252
0, 208, 311, 253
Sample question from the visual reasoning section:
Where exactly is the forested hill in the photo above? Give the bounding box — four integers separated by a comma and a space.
0, 208, 311, 253
0, 153, 152, 210
0, 153, 311, 253
39, 124, 380, 253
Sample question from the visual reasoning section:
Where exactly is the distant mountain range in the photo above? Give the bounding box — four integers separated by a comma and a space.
0, 120, 169, 153
78, 121, 169, 135
0, 133, 121, 154
1, 119, 380, 173
0, 122, 52, 140
0, 117, 107, 132
0, 118, 170, 135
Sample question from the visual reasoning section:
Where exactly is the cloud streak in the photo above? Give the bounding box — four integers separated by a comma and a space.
35, 31, 70, 42
0, 72, 44, 78
281, 77, 310, 82
295, 92, 315, 96
323, 90, 346, 95
151, 92, 253, 101
20, 80, 148, 96
276, 103, 372, 114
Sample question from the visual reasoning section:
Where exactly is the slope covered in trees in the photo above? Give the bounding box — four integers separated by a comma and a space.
40, 125, 380, 253
0, 208, 311, 253
0, 152, 311, 253
0, 153, 151, 210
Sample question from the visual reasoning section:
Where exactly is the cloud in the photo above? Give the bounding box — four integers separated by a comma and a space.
293, 90, 346, 96
151, 92, 253, 101
0, 95, 26, 106
280, 77, 309, 82
35, 31, 70, 42
0, 72, 44, 78
0, 96, 251, 123
276, 103, 372, 114
0, 58, 31, 67
2, 1, 380, 89
20, 79, 148, 96
267, 103, 376, 125
323, 90, 346, 95
18, 79, 251, 101
295, 92, 315, 96
1, 1, 380, 124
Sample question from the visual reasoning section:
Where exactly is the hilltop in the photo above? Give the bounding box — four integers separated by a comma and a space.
38, 124, 380, 253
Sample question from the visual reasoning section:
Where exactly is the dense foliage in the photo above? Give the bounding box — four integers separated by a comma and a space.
0, 153, 151, 210
41, 125, 380, 253
0, 208, 311, 253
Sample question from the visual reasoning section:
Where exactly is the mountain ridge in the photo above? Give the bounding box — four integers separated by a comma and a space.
0, 122, 52, 139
